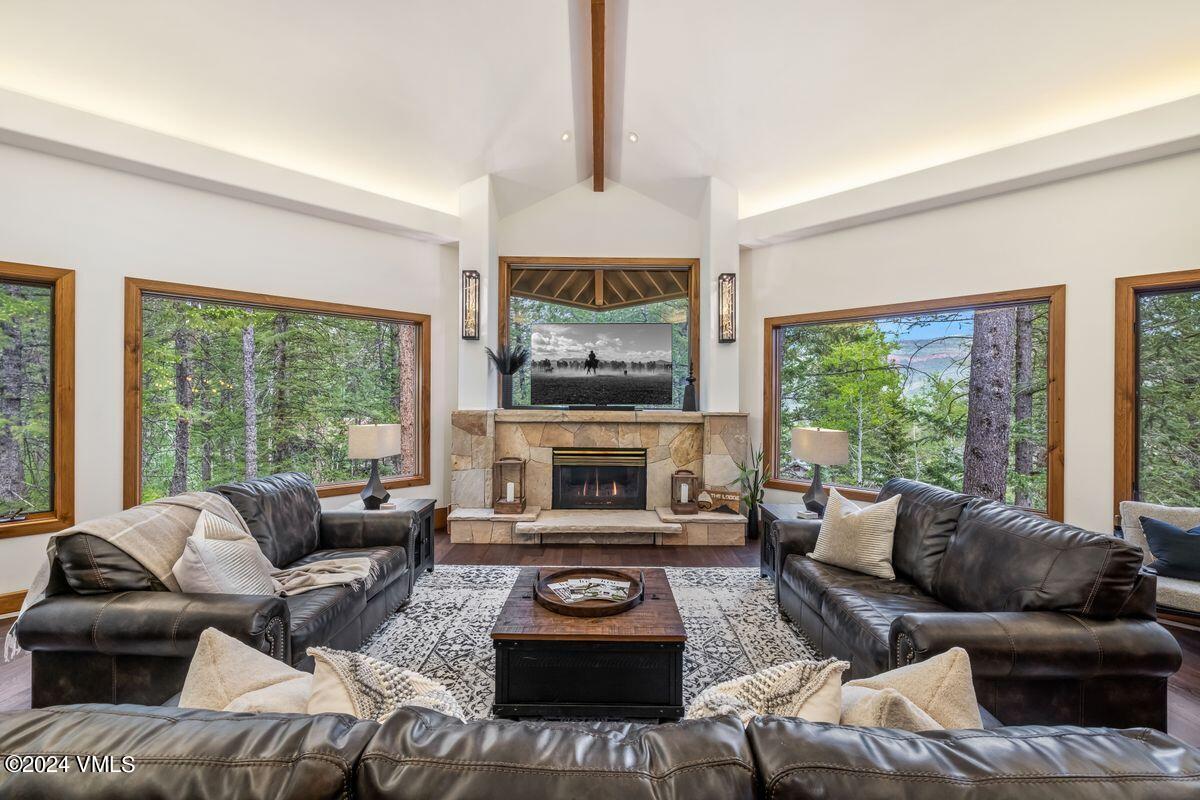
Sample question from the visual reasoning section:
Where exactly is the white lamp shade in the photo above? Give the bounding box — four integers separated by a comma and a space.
347, 424, 404, 460
791, 427, 849, 466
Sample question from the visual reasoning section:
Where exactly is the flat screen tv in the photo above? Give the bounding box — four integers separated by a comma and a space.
530, 323, 674, 407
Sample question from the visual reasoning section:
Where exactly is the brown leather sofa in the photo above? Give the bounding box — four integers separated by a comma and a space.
15, 473, 414, 708
774, 478, 1183, 731
0, 703, 1197, 799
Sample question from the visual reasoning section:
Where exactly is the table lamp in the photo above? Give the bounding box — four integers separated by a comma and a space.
791, 427, 849, 515
348, 424, 404, 509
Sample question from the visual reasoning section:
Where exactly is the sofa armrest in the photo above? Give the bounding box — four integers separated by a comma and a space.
16, 591, 290, 662
890, 611, 1182, 679
773, 518, 821, 574
319, 508, 414, 549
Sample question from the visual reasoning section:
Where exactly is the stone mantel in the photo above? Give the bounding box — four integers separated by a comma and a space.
450, 409, 750, 514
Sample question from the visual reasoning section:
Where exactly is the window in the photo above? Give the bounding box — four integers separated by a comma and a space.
765, 287, 1064, 519
0, 262, 74, 537
498, 258, 699, 409
124, 279, 430, 506
1116, 269, 1200, 511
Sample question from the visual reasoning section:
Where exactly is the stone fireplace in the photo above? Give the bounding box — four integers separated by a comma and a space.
552, 447, 647, 510
448, 409, 750, 545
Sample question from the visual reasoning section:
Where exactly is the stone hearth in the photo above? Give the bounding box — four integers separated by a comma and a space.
450, 409, 749, 511
449, 409, 750, 546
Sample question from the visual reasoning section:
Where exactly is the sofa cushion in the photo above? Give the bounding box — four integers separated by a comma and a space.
819, 586, 951, 676
936, 500, 1146, 618
783, 556, 914, 614
0, 704, 378, 800
55, 532, 165, 593
288, 546, 407, 600
287, 584, 368, 660
876, 478, 971, 595
747, 717, 1200, 800
209, 472, 322, 567
1140, 516, 1200, 580
1119, 500, 1200, 566
357, 707, 757, 800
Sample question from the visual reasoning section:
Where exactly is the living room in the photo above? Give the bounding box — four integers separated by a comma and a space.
1, 2, 1200, 797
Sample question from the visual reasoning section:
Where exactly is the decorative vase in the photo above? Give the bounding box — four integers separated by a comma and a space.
501, 374, 514, 409
682, 365, 698, 412
746, 504, 760, 540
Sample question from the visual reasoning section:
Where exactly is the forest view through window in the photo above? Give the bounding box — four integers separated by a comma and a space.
140, 293, 421, 502
0, 280, 53, 518
1136, 287, 1200, 506
774, 299, 1052, 511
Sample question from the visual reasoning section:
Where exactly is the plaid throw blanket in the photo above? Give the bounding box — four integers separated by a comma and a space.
4, 492, 250, 660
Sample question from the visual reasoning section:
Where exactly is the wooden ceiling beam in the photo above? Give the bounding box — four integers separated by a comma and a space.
617, 269, 645, 300
591, 0, 605, 192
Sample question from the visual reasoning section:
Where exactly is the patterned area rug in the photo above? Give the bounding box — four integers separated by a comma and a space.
361, 565, 818, 719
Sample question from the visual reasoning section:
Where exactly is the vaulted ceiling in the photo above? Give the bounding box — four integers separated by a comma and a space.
2, 0, 1199, 220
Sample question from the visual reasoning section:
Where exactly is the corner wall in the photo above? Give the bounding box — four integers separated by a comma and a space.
741, 148, 1200, 533
0, 143, 458, 594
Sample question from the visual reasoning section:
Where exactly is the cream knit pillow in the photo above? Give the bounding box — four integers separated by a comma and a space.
180, 628, 312, 714
307, 647, 466, 722
841, 647, 982, 729
809, 489, 900, 579
684, 657, 848, 725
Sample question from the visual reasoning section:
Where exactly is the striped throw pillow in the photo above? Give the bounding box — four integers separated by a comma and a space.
809, 488, 900, 579
173, 510, 279, 595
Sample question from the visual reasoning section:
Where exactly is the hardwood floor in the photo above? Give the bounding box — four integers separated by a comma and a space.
2, 531, 1198, 749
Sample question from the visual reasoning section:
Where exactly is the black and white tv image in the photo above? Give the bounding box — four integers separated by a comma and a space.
530, 323, 674, 406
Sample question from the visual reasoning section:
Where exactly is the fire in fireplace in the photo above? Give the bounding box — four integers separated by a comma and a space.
552, 447, 647, 510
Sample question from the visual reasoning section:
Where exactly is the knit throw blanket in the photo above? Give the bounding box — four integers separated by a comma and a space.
4, 492, 251, 660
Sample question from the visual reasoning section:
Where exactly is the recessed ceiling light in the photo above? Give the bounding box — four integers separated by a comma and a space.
561, 131, 572, 142
627, 132, 639, 143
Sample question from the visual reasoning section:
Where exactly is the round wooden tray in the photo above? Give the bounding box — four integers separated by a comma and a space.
534, 567, 644, 618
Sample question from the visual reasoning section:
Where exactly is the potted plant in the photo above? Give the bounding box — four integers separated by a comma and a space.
485, 344, 530, 409
736, 444, 765, 541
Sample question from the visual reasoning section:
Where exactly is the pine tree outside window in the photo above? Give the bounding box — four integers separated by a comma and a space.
764, 287, 1064, 519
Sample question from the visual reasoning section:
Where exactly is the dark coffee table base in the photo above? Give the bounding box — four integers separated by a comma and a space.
493, 639, 684, 720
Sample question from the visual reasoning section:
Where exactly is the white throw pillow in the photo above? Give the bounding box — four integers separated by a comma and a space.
809, 489, 900, 579
684, 657, 848, 725
180, 628, 312, 713
307, 647, 466, 722
173, 509, 279, 595
840, 647, 982, 730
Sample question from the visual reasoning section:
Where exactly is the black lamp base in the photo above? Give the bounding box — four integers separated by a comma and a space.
360, 459, 390, 510
803, 464, 829, 517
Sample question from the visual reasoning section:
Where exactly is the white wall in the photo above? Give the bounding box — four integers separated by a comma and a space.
0, 143, 458, 594
498, 179, 700, 256
742, 148, 1200, 533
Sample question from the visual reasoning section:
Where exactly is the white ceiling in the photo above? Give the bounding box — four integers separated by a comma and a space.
2, 0, 1200, 220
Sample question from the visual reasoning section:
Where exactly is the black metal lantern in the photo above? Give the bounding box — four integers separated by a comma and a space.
717, 272, 736, 343
461, 270, 480, 340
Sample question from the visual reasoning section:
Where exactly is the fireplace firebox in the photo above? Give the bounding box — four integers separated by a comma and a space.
552, 448, 647, 510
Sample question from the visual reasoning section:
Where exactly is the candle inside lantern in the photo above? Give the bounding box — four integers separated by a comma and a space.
506, 481, 515, 503
680, 483, 689, 504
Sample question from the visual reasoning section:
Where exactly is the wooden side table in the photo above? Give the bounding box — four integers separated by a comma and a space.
759, 503, 814, 583
343, 497, 436, 579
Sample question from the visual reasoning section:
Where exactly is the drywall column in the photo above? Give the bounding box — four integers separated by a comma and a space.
457, 175, 499, 409
699, 176, 741, 411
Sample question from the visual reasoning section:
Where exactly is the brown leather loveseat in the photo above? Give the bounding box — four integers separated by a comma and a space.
774, 478, 1183, 730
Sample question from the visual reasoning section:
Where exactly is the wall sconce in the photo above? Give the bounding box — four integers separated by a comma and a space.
461, 270, 480, 340
717, 272, 736, 343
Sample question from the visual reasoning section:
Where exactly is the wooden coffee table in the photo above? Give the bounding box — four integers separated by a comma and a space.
491, 567, 687, 720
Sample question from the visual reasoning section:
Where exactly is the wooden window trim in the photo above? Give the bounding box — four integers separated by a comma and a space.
496, 256, 701, 409
0, 261, 75, 539
763, 285, 1066, 521
1114, 267, 1200, 518
123, 278, 431, 508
